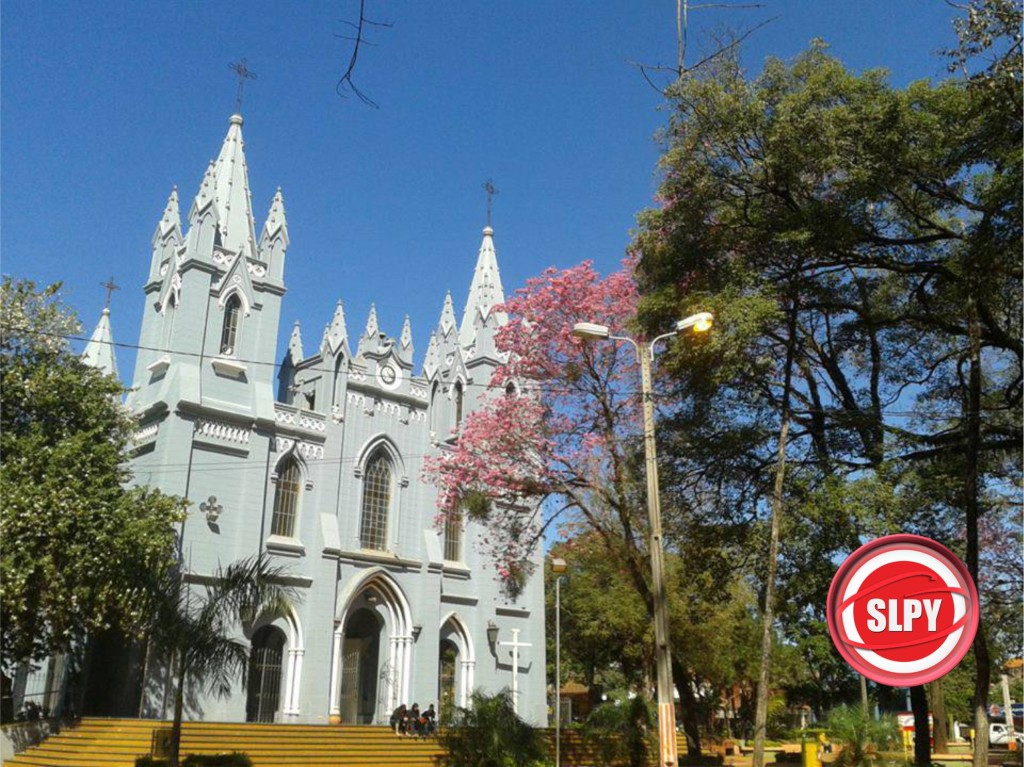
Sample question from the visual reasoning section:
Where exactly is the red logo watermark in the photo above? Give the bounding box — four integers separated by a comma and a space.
827, 535, 979, 686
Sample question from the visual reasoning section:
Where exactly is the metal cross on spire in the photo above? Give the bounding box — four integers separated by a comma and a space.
229, 58, 258, 114
100, 276, 120, 309
482, 178, 498, 227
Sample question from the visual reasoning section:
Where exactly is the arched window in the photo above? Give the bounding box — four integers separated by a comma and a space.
220, 293, 242, 355
443, 510, 463, 562
271, 457, 301, 538
360, 452, 392, 551
246, 625, 286, 723
453, 381, 464, 429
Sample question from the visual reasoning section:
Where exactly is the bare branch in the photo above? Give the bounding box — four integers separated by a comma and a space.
335, 0, 393, 109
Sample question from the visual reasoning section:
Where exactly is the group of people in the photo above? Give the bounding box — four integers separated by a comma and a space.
389, 702, 437, 737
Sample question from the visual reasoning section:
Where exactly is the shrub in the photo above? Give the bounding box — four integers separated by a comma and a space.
583, 697, 654, 767
440, 689, 546, 767
824, 705, 899, 767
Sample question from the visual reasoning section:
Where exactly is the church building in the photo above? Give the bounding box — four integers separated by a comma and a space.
104, 112, 546, 725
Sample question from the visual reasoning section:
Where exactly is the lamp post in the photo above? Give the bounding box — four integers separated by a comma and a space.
572, 311, 713, 767
551, 556, 568, 767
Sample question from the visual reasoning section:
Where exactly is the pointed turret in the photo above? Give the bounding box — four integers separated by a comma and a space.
186, 160, 220, 257
397, 315, 414, 367
459, 226, 507, 350
149, 186, 183, 283
156, 187, 181, 239
81, 308, 118, 378
356, 304, 380, 358
211, 114, 258, 259
287, 321, 304, 366
259, 187, 290, 280
422, 330, 441, 380
322, 300, 351, 359
438, 291, 457, 340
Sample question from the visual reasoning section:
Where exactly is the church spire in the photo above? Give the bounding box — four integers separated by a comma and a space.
459, 225, 506, 349
211, 114, 258, 259
81, 308, 118, 378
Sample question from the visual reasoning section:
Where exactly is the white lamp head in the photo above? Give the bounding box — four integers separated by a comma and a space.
675, 312, 713, 334
572, 322, 610, 341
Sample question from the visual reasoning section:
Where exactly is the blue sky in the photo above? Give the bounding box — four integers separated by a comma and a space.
2, 1, 962, 382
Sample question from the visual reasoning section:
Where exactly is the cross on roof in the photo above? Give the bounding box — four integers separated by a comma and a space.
229, 58, 258, 114
482, 178, 498, 226
100, 276, 120, 309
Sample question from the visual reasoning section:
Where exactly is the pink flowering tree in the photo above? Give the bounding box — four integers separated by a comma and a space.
426, 259, 647, 596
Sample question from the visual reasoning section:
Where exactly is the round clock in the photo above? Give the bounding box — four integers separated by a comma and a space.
379, 365, 397, 385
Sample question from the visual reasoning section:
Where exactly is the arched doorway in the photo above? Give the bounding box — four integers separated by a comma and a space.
340, 607, 382, 724
438, 639, 459, 723
246, 625, 286, 722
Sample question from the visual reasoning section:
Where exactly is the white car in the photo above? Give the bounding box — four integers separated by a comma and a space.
989, 723, 1024, 746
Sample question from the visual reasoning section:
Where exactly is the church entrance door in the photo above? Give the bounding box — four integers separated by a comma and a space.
246, 625, 285, 723
340, 608, 381, 724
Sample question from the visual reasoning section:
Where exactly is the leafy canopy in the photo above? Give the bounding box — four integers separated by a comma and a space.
0, 278, 186, 669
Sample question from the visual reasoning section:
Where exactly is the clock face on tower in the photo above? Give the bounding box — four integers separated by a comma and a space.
378, 364, 399, 388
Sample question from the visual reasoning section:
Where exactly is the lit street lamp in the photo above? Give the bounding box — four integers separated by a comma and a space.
551, 556, 568, 767
572, 312, 713, 767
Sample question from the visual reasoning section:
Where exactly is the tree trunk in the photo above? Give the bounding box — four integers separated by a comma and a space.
930, 679, 948, 753
965, 298, 990, 767
170, 658, 186, 767
860, 675, 869, 714
911, 685, 931, 767
753, 302, 797, 767
673, 658, 703, 756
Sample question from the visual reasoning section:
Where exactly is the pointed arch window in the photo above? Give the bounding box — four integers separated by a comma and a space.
443, 509, 463, 563
271, 457, 301, 538
360, 452, 392, 551
453, 381, 464, 429
220, 293, 242, 355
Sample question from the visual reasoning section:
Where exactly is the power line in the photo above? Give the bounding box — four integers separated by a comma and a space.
2, 323, 1003, 421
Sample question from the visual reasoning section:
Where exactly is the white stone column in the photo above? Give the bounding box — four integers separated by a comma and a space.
285, 649, 304, 716
460, 660, 474, 707
400, 636, 412, 705
388, 636, 401, 712
328, 631, 343, 716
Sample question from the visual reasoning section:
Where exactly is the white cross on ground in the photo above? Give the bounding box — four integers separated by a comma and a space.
497, 628, 532, 715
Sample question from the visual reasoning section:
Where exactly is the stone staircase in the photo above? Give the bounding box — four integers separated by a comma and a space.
3, 718, 445, 767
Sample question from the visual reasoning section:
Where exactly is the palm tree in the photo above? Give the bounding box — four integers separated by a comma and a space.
145, 554, 298, 767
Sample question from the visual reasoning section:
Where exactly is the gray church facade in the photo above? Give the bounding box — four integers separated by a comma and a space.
119, 113, 547, 726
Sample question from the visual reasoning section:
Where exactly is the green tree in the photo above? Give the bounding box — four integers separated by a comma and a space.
145, 555, 298, 767
0, 278, 186, 669
632, 4, 1021, 763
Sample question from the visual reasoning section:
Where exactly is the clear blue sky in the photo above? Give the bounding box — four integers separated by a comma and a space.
2, 1, 961, 382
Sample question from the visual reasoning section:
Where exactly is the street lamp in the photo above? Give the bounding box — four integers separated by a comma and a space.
551, 556, 568, 767
572, 311, 713, 767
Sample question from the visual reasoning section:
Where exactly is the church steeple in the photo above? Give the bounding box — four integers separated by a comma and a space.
81, 308, 118, 378
211, 114, 258, 259
459, 225, 506, 350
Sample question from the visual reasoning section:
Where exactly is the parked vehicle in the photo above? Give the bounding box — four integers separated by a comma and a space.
989, 723, 1023, 747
